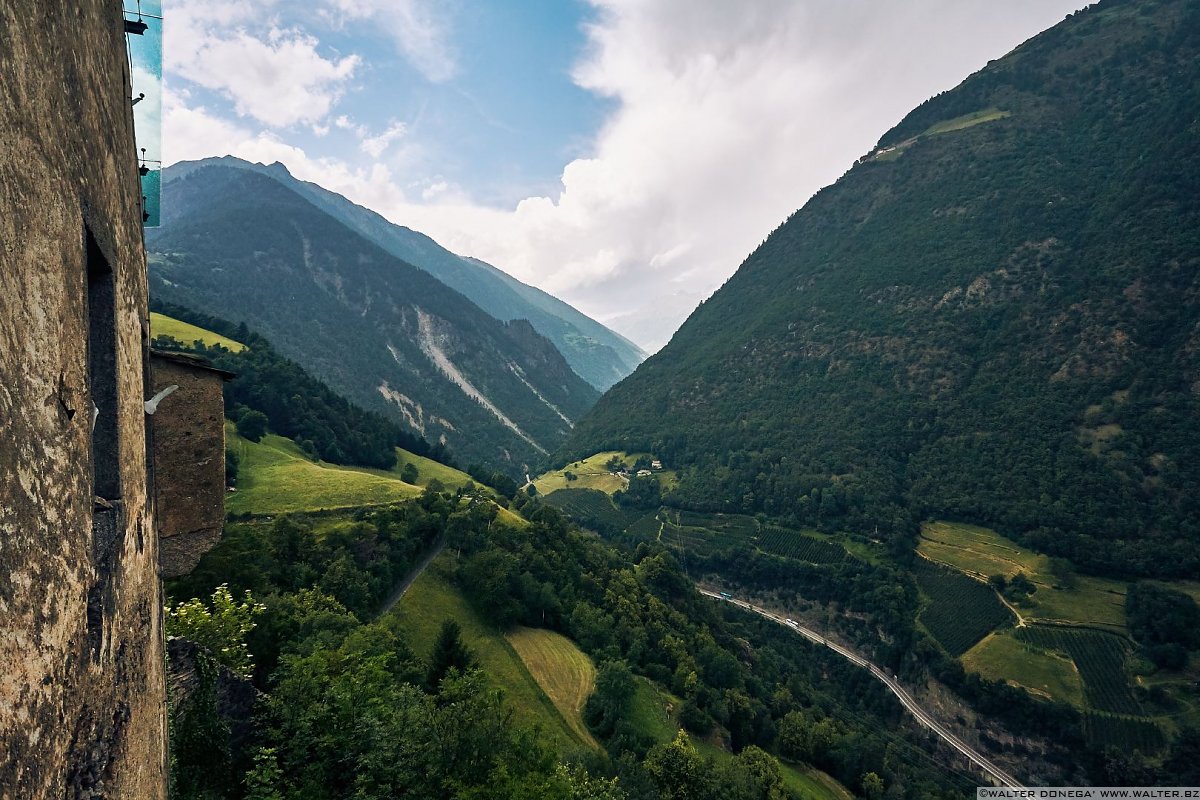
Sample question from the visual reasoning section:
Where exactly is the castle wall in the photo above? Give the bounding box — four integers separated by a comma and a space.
0, 1, 167, 797
150, 352, 229, 578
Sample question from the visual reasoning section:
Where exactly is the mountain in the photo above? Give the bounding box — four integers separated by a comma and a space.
162, 157, 646, 390
146, 164, 599, 475
563, 0, 1200, 579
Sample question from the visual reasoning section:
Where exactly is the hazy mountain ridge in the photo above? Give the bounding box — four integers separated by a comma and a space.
147, 165, 599, 475
563, 0, 1200, 578
163, 157, 646, 390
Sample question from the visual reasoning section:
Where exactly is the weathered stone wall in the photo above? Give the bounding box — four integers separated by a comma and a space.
150, 353, 227, 578
0, 2, 166, 798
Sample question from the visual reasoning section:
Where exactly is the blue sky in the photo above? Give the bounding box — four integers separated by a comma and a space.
163, 0, 1088, 350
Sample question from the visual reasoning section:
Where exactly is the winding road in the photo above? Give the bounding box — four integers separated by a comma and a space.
698, 588, 1024, 788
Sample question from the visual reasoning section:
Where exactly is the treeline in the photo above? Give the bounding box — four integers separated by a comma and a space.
151, 301, 449, 469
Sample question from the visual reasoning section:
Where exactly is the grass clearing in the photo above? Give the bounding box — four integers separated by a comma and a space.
150, 311, 246, 351
921, 108, 1011, 136
692, 740, 852, 800
226, 425, 421, 515
391, 556, 589, 753
919, 521, 1127, 632
533, 451, 678, 496
963, 631, 1085, 708
505, 627, 600, 750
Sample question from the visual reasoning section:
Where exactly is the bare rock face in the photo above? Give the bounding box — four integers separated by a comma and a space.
0, 2, 168, 797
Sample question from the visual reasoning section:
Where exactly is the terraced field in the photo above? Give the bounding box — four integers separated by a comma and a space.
1015, 626, 1142, 716
918, 521, 1127, 631
914, 559, 1015, 656
542, 488, 643, 532
962, 631, 1085, 708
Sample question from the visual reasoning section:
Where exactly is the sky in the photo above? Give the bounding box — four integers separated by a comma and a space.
162, 0, 1088, 352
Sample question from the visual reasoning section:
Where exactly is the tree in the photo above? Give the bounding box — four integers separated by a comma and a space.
584, 660, 636, 738
401, 462, 420, 484
862, 771, 885, 800
427, 620, 476, 690
644, 731, 713, 800
243, 747, 284, 800
224, 447, 240, 487
236, 409, 269, 442
165, 584, 264, 677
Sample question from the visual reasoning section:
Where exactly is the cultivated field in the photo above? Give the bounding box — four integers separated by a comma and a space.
922, 107, 1011, 136
918, 521, 1127, 631
505, 627, 600, 750
542, 488, 643, 531
150, 311, 246, 351
1015, 626, 1142, 716
962, 631, 1085, 708
391, 557, 589, 753
914, 559, 1015, 656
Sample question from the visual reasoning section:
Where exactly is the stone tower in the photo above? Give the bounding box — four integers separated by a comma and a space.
0, 1, 168, 797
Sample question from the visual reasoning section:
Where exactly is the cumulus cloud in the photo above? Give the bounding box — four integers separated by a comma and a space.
383, 0, 1085, 349
163, 0, 1085, 351
166, 0, 358, 127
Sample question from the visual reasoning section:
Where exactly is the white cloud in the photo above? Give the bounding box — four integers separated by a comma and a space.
163, 92, 407, 213
360, 121, 408, 158
368, 0, 1087, 350
166, 1, 358, 127
162, 0, 1086, 352
322, 0, 457, 83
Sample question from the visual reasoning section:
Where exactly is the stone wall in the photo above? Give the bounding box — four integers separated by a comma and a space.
150, 352, 229, 578
0, 2, 166, 798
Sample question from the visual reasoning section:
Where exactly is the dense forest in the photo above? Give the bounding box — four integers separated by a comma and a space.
563, 0, 1200, 579
168, 491, 988, 800
151, 302, 447, 469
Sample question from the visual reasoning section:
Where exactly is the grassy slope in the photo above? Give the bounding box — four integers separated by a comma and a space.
918, 521, 1127, 631
392, 447, 479, 492
150, 311, 246, 351
963, 631, 1086, 708
226, 425, 421, 516
391, 556, 588, 754
534, 451, 678, 496
505, 627, 599, 749
922, 108, 1011, 136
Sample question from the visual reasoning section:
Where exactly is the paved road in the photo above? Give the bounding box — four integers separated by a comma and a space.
699, 589, 1024, 788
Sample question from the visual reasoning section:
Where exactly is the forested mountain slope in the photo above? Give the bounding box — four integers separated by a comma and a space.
162, 157, 646, 390
565, 0, 1200, 578
147, 165, 598, 475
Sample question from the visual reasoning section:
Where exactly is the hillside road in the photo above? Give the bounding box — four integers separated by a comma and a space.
698, 588, 1024, 788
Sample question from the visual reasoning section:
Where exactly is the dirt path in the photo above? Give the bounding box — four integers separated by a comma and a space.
380, 538, 446, 615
